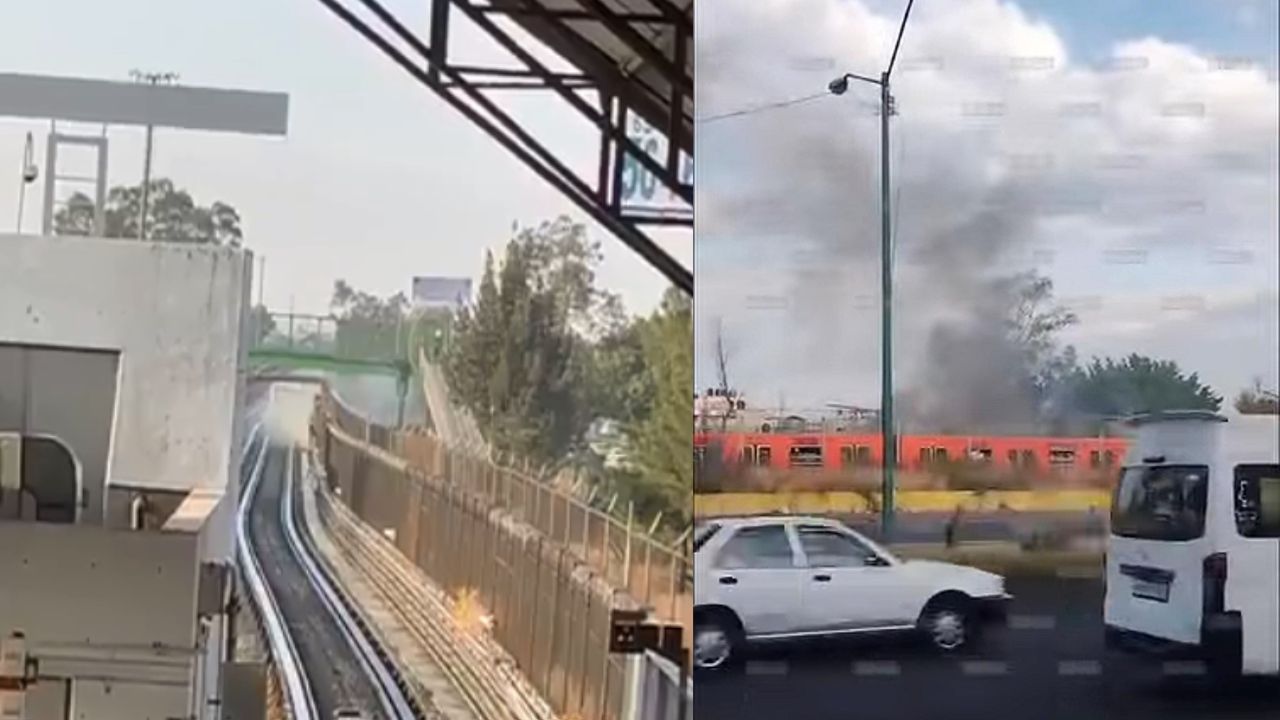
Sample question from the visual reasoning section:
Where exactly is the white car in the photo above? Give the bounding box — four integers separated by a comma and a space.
693, 515, 1011, 669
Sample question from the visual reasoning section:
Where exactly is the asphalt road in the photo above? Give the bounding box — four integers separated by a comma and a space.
694, 577, 1280, 720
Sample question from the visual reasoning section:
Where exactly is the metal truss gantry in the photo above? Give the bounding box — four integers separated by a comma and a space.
315, 0, 693, 293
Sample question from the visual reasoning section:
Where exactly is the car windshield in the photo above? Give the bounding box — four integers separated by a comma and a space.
1111, 464, 1209, 541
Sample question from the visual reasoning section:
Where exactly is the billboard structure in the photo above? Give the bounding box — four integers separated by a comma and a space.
411, 276, 472, 312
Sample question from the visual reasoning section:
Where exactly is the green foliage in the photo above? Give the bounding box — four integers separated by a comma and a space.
1067, 353, 1222, 418
329, 280, 408, 361
614, 288, 694, 528
53, 179, 242, 245
249, 305, 276, 345
446, 217, 611, 464
444, 216, 692, 532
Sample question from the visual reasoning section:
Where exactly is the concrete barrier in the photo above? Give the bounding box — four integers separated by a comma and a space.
694, 489, 1111, 517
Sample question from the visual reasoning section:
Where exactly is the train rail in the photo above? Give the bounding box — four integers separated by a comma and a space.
302, 451, 555, 720
238, 430, 418, 719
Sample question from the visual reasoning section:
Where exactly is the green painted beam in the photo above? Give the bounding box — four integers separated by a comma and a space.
247, 347, 402, 376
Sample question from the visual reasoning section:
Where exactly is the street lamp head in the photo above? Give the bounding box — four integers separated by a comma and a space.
828, 76, 850, 96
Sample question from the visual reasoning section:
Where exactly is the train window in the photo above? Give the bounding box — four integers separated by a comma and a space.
855, 444, 872, 466
790, 445, 823, 469
1089, 450, 1101, 468
919, 447, 933, 466
1008, 449, 1019, 465
1020, 449, 1036, 466
968, 447, 993, 462
934, 447, 948, 463
757, 446, 772, 466
839, 445, 854, 469
740, 446, 756, 465
1103, 450, 1116, 467
694, 446, 706, 468
1049, 447, 1075, 466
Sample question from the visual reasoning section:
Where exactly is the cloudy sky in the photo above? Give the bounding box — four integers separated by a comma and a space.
0, 0, 689, 316
695, 0, 1278, 418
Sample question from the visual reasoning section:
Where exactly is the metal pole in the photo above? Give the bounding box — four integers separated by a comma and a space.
879, 73, 896, 540
139, 122, 154, 239
15, 132, 35, 233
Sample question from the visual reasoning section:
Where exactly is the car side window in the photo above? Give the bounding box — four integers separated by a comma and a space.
797, 526, 877, 567
715, 524, 796, 569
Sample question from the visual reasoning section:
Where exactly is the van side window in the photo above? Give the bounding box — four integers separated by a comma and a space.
1234, 464, 1280, 538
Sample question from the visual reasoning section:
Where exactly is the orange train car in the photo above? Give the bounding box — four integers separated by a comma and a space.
694, 431, 1131, 474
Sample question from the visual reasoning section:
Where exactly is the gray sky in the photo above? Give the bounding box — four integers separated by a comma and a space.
0, 0, 689, 316
695, 0, 1278, 413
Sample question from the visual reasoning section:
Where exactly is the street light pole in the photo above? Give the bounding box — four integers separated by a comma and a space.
828, 0, 913, 540
130, 70, 178, 240
878, 72, 897, 540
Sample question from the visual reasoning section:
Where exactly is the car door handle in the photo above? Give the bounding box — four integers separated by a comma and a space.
813, 574, 832, 582
719, 576, 738, 585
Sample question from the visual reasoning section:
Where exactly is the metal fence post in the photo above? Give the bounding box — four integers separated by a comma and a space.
624, 502, 634, 593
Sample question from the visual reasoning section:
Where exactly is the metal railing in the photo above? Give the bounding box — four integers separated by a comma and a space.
236, 424, 319, 720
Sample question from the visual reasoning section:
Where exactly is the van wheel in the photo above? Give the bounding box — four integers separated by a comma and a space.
919, 595, 975, 653
694, 609, 743, 671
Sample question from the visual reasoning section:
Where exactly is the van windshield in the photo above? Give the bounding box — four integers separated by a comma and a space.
1111, 465, 1209, 541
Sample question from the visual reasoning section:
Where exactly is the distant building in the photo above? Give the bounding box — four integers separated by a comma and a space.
411, 276, 472, 312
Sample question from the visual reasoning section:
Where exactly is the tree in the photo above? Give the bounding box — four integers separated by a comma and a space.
621, 287, 694, 527
1234, 378, 1280, 415
249, 305, 276, 345
906, 270, 1082, 433
1068, 354, 1222, 419
445, 217, 608, 464
444, 215, 692, 531
329, 279, 408, 323
53, 179, 242, 245
328, 280, 410, 360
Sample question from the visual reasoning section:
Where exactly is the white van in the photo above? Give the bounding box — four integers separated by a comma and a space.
1104, 410, 1280, 676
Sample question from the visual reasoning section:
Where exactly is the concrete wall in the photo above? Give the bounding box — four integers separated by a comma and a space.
0, 234, 251, 530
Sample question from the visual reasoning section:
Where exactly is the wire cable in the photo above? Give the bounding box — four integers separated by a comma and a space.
696, 91, 830, 124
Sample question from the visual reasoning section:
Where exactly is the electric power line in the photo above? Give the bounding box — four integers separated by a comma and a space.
696, 91, 830, 124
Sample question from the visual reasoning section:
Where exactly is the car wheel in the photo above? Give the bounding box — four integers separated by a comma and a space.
919, 597, 974, 653
694, 611, 741, 671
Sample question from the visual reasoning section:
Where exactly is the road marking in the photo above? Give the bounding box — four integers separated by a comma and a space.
1161, 661, 1206, 676
745, 660, 789, 676
851, 661, 901, 676
960, 660, 1009, 676
1008, 614, 1057, 630
1057, 660, 1102, 676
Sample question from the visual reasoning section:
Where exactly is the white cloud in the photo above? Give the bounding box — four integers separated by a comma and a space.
696, 0, 1278, 415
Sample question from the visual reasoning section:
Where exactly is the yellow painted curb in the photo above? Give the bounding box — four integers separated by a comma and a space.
694, 490, 1111, 517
